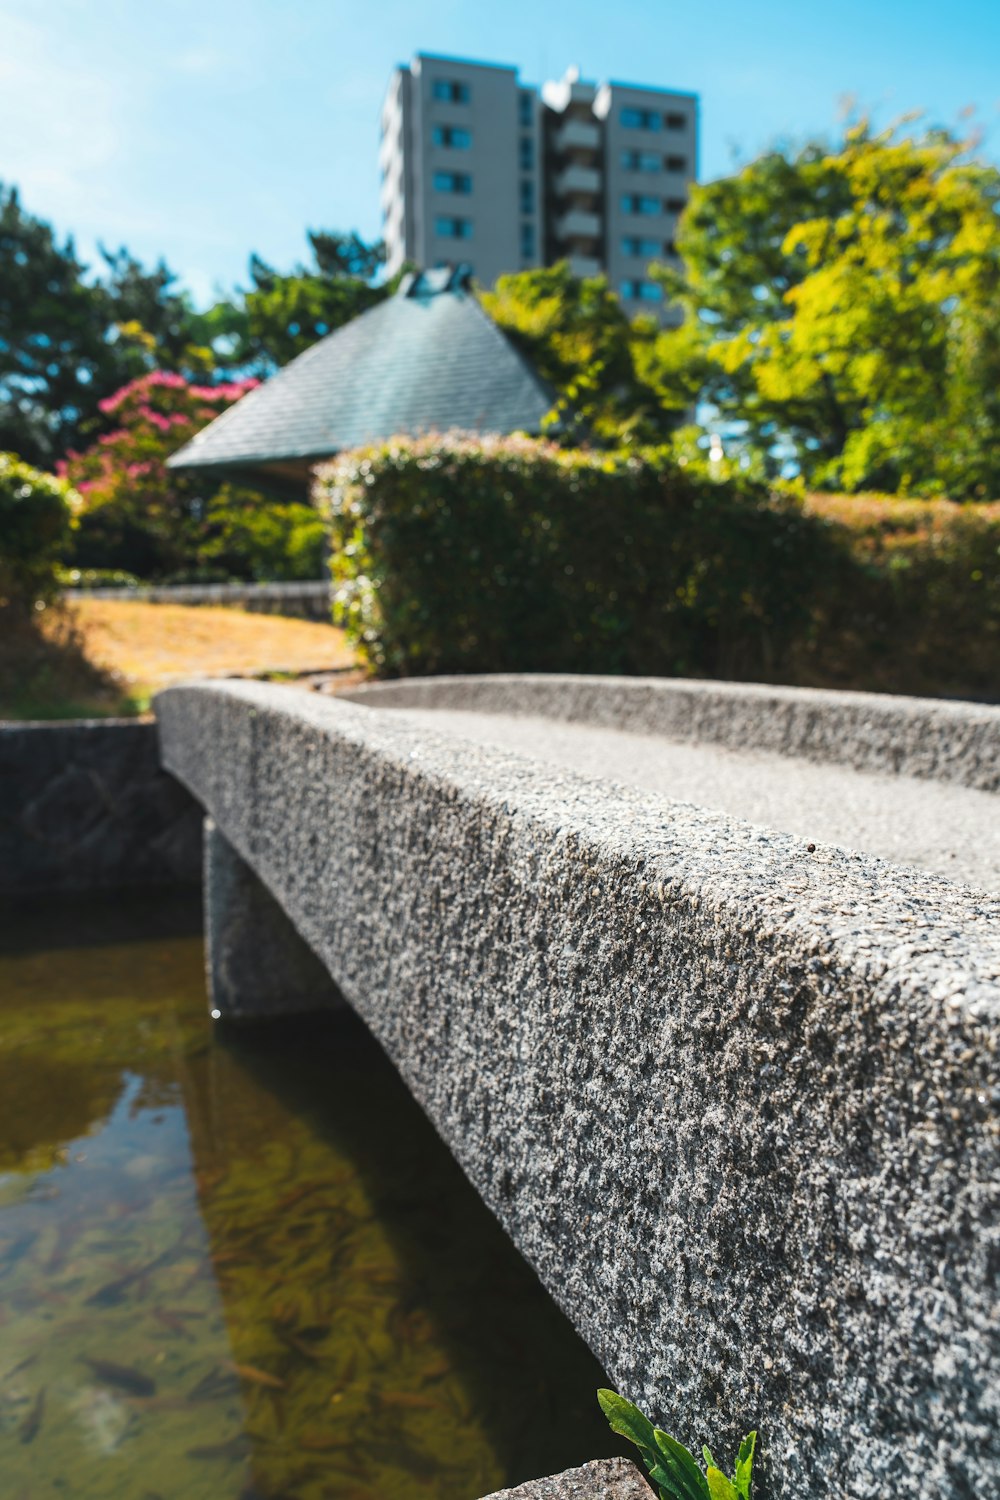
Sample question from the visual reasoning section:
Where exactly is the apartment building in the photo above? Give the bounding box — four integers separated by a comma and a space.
379, 54, 697, 321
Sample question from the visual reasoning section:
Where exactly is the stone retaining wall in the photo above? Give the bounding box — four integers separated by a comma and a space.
157, 678, 1000, 1500
0, 719, 202, 894
69, 579, 331, 620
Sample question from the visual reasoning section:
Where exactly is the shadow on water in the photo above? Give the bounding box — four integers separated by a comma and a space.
0, 892, 625, 1500
191, 1008, 626, 1495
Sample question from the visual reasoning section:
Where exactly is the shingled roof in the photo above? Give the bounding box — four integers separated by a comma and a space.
167, 266, 555, 493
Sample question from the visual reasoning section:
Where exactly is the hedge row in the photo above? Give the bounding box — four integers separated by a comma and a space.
798, 493, 1000, 699
315, 435, 999, 700
318, 435, 834, 681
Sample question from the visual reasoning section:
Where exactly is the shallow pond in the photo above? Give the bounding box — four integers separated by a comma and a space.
0, 894, 622, 1500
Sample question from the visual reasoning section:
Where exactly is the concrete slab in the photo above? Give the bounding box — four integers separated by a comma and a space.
366, 706, 1000, 890
156, 676, 1000, 1500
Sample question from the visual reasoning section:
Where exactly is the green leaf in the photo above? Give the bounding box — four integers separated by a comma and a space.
653, 1429, 711, 1500
734, 1431, 757, 1499
702, 1446, 717, 1470
646, 1463, 689, 1500
706, 1468, 739, 1500
597, 1389, 659, 1455
598, 1390, 665, 1484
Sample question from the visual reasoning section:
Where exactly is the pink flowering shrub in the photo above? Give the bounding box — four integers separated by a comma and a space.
60, 373, 324, 581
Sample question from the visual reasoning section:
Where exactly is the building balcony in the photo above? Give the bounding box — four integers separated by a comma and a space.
554, 209, 602, 241
552, 117, 601, 154
568, 255, 603, 278
553, 163, 602, 197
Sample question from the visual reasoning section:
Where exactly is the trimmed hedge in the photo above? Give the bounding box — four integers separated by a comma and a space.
317, 437, 1000, 701
797, 493, 1000, 699
317, 435, 836, 680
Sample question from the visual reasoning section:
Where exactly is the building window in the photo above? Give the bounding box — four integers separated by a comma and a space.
620, 279, 663, 301
664, 238, 678, 256
622, 149, 661, 172
433, 171, 472, 194
664, 197, 686, 214
621, 106, 660, 130
519, 91, 534, 127
520, 179, 534, 215
521, 221, 536, 259
623, 236, 660, 257
665, 112, 686, 129
432, 124, 472, 149
622, 194, 661, 215
519, 136, 534, 171
432, 79, 469, 103
435, 216, 472, 239
665, 155, 687, 172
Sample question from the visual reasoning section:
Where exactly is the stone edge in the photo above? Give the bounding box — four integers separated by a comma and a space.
342, 673, 1000, 791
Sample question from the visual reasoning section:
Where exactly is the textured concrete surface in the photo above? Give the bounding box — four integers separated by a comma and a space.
0, 719, 201, 893
204, 818, 343, 1020
156, 679, 1000, 1500
478, 1458, 652, 1500
369, 706, 1000, 890
346, 673, 1000, 791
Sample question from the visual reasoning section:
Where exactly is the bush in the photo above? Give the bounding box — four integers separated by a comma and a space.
317, 433, 838, 679
0, 452, 81, 617
59, 371, 325, 584
317, 439, 1000, 700
797, 493, 1000, 698
193, 488, 326, 581
60, 567, 142, 590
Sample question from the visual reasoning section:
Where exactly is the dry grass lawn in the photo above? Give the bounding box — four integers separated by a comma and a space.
0, 599, 358, 720
69, 598, 356, 695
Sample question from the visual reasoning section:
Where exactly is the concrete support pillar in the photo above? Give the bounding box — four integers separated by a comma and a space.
203, 817, 342, 1021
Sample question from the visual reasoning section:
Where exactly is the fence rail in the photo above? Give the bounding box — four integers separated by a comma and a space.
68, 580, 332, 620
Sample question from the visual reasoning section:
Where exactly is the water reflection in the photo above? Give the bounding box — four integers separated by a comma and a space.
0, 896, 620, 1499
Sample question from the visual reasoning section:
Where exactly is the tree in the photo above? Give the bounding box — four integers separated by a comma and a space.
99, 245, 210, 375
479, 262, 684, 444
0, 185, 117, 466
653, 120, 1000, 496
240, 230, 389, 371
0, 184, 218, 466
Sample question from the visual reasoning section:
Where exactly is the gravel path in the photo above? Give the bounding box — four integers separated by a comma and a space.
376, 706, 1000, 892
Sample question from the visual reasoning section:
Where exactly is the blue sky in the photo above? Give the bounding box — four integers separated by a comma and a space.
2, 0, 998, 306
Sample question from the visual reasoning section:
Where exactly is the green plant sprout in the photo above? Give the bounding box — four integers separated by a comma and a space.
598, 1389, 756, 1500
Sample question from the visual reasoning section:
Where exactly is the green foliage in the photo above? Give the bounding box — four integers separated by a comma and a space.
0, 183, 389, 468
195, 491, 326, 582
62, 372, 324, 582
320, 438, 1000, 697
479, 262, 684, 444
60, 567, 142, 590
598, 1390, 756, 1500
0, 184, 219, 466
654, 119, 1000, 497
0, 452, 81, 617
240, 231, 390, 371
798, 492, 1000, 697
0, 185, 114, 467
318, 433, 833, 679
